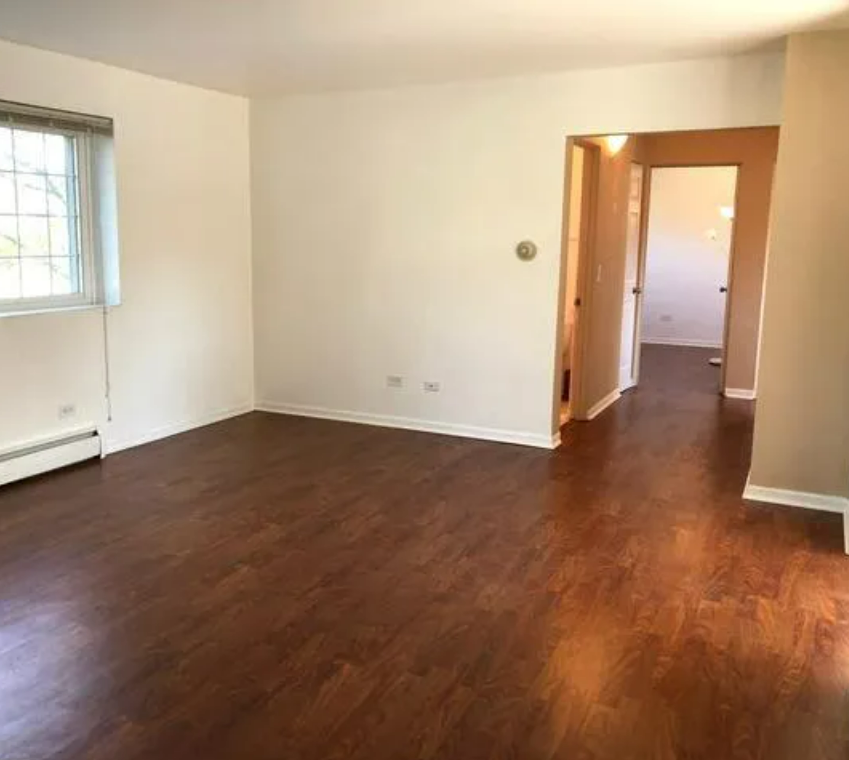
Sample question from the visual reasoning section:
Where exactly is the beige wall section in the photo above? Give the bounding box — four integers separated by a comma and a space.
749, 31, 849, 498
0, 39, 254, 454
253, 54, 784, 446
572, 136, 635, 417
640, 128, 779, 392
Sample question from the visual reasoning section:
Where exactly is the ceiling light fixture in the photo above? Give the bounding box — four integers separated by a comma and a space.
605, 135, 629, 154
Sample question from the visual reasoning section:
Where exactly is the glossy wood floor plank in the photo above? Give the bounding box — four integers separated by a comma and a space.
2, 345, 848, 759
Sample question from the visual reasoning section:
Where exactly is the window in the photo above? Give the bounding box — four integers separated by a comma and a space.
0, 101, 119, 315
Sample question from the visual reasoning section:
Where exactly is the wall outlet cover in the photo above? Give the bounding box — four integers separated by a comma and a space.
58, 404, 77, 419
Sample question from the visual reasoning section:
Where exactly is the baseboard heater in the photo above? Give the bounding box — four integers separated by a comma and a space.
0, 428, 102, 488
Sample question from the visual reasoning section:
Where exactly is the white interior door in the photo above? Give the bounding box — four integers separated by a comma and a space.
619, 163, 645, 391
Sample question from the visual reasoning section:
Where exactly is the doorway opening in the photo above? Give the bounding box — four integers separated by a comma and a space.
553, 127, 779, 436
558, 138, 599, 424
630, 165, 739, 394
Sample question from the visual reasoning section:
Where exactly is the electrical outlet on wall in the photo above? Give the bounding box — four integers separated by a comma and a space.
386, 375, 404, 389
423, 381, 441, 393
58, 403, 77, 420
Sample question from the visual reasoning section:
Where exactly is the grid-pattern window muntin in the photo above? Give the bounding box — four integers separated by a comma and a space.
0, 124, 84, 305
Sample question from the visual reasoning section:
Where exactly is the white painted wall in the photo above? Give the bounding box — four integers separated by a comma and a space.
642, 167, 738, 348
0, 40, 254, 453
251, 53, 784, 445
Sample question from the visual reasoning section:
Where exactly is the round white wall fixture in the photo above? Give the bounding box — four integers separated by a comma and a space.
516, 241, 537, 261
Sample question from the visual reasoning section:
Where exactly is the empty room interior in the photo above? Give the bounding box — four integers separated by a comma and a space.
1, 3, 849, 759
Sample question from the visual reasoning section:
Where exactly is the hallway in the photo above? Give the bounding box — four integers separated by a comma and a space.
1, 347, 847, 759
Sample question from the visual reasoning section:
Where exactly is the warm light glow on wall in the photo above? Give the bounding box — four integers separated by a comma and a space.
605, 135, 629, 154
719, 205, 735, 220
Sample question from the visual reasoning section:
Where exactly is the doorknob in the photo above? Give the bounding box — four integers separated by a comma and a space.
720, 286, 728, 293
632, 286, 642, 295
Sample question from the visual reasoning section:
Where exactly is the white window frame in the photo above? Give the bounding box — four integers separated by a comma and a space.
0, 122, 99, 316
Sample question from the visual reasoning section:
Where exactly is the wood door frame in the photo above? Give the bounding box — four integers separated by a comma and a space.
553, 137, 600, 431
570, 138, 601, 419
636, 162, 742, 393
718, 170, 742, 393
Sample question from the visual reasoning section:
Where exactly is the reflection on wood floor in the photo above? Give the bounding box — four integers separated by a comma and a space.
1, 344, 846, 759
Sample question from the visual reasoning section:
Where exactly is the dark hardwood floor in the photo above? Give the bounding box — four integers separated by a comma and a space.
2, 345, 848, 760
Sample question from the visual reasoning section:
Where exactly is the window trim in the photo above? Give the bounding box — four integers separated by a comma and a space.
0, 121, 98, 315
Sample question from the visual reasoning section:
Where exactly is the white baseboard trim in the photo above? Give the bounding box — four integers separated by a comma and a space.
105, 403, 254, 455
256, 401, 560, 450
619, 375, 636, 393
641, 338, 723, 349
743, 477, 849, 515
844, 518, 849, 558
724, 388, 757, 400
584, 389, 622, 421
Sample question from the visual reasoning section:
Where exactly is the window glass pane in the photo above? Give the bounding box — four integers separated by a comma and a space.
45, 134, 70, 175
47, 175, 73, 216
13, 129, 45, 173
0, 123, 95, 310
50, 256, 79, 295
20, 256, 51, 298
16, 174, 47, 215
0, 172, 16, 214
18, 216, 49, 256
0, 216, 18, 257
48, 216, 73, 256
0, 258, 20, 298
0, 128, 12, 172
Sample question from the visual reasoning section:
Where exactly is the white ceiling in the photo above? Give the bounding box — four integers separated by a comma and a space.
0, 0, 847, 96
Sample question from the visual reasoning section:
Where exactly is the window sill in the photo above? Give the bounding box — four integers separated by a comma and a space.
0, 303, 113, 320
